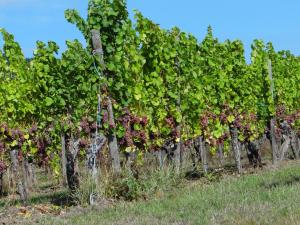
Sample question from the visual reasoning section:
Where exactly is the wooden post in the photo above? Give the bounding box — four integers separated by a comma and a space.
217, 143, 224, 167
298, 137, 300, 157
290, 131, 299, 159
194, 136, 208, 173
10, 150, 28, 204
91, 29, 121, 173
66, 135, 80, 191
268, 60, 278, 164
200, 137, 208, 173
0, 172, 3, 196
61, 133, 68, 186
91, 30, 105, 70
156, 150, 166, 169
230, 126, 242, 173
107, 97, 121, 173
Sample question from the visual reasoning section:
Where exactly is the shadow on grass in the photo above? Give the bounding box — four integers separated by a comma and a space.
185, 163, 237, 181
0, 190, 75, 208
262, 174, 300, 189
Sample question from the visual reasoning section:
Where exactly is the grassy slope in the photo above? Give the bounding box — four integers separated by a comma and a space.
39, 161, 300, 225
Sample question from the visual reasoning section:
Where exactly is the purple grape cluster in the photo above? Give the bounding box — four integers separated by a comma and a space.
217, 132, 230, 145
79, 138, 88, 148
165, 117, 175, 128
1, 125, 26, 149
276, 105, 286, 118
233, 115, 242, 129
141, 117, 148, 126
219, 112, 227, 124
80, 117, 98, 135
200, 116, 209, 128
0, 141, 5, 153
103, 111, 108, 123
284, 115, 294, 125
118, 109, 148, 148
172, 129, 180, 138
0, 160, 6, 173
90, 122, 97, 132
28, 124, 38, 136
139, 131, 147, 142
35, 138, 49, 166
80, 118, 91, 134
283, 110, 300, 125
207, 112, 217, 120
275, 108, 299, 128
249, 113, 257, 121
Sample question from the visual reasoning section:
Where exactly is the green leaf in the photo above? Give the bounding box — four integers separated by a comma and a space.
227, 115, 235, 123
11, 140, 18, 147
45, 97, 54, 106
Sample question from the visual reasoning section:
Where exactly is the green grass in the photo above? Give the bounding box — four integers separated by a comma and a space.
37, 161, 300, 225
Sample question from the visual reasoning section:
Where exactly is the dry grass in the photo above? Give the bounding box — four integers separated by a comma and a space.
30, 160, 300, 225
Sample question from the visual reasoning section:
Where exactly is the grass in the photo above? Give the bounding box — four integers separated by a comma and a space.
0, 168, 70, 208
35, 161, 300, 225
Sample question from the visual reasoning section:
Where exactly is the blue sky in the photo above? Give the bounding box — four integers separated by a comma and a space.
1, 0, 300, 60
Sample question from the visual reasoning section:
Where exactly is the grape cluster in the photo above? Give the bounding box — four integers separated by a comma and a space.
249, 113, 257, 121
275, 109, 300, 137
141, 117, 148, 126
36, 138, 47, 161
80, 118, 91, 134
219, 112, 227, 124
0, 124, 42, 166
200, 115, 209, 128
79, 138, 88, 148
0, 124, 25, 149
276, 105, 286, 118
283, 110, 299, 125
0, 160, 6, 173
237, 112, 259, 139
118, 109, 148, 149
200, 111, 219, 129
0, 142, 4, 152
33, 126, 53, 167
103, 111, 108, 123
275, 107, 300, 128
233, 115, 242, 129
165, 116, 181, 138
285, 115, 294, 125
28, 124, 38, 135
165, 117, 175, 128
207, 112, 217, 120
216, 132, 230, 145
80, 117, 97, 135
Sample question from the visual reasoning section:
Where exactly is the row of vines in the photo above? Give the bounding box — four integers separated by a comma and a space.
0, 0, 299, 203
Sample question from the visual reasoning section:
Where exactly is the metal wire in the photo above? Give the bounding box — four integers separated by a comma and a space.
89, 51, 103, 205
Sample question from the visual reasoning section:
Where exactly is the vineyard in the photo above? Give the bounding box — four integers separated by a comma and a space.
0, 0, 299, 214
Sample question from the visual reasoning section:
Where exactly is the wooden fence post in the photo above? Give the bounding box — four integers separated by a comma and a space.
91, 29, 121, 173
